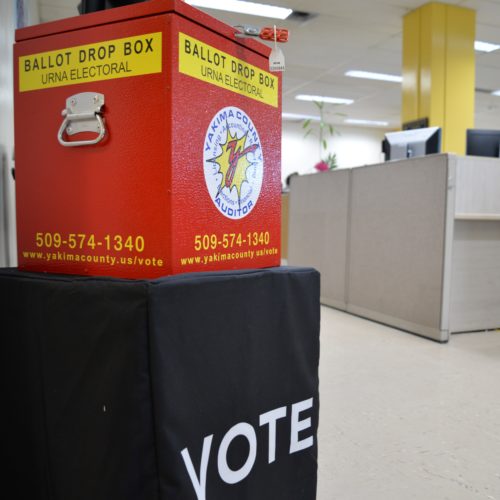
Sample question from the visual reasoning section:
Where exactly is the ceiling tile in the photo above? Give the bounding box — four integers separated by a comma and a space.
36, 0, 500, 130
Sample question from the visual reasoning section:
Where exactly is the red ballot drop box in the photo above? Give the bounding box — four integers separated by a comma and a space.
14, 0, 281, 279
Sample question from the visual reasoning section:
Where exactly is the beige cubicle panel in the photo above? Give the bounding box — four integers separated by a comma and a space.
347, 156, 454, 341
449, 155, 500, 333
449, 220, 500, 332
288, 154, 500, 342
289, 169, 350, 310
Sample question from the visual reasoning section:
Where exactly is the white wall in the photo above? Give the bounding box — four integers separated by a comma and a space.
0, 0, 17, 267
0, 0, 39, 267
281, 120, 387, 186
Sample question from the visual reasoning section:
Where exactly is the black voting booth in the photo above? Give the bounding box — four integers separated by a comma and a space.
1, 267, 320, 500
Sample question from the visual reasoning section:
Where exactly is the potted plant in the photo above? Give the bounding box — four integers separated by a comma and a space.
302, 101, 343, 171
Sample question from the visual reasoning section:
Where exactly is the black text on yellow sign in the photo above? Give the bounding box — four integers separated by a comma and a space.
178, 33, 278, 108
19, 32, 162, 92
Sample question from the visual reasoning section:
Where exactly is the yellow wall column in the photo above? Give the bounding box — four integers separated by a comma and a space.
402, 3, 475, 154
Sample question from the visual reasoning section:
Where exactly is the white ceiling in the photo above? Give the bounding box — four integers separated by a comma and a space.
37, 0, 500, 129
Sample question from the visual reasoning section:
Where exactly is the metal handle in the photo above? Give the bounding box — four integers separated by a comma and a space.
57, 92, 106, 147
58, 112, 106, 147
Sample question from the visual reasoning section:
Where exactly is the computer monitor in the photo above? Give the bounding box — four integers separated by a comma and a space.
402, 117, 429, 131
382, 126, 441, 161
466, 129, 500, 158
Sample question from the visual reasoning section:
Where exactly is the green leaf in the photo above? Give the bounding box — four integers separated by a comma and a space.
314, 100, 324, 111
304, 129, 313, 139
327, 152, 338, 169
328, 124, 334, 135
302, 119, 311, 129
322, 139, 328, 150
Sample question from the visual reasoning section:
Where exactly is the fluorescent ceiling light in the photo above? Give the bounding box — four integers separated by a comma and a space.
185, 0, 293, 20
475, 40, 500, 53
345, 70, 402, 83
282, 112, 320, 121
345, 118, 389, 127
295, 94, 354, 105
491, 90, 500, 96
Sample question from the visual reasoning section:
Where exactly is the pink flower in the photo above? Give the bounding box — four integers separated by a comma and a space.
314, 160, 329, 172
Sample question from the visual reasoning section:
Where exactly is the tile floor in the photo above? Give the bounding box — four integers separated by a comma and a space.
317, 306, 500, 500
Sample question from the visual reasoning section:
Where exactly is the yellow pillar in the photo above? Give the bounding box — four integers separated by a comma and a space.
402, 2, 475, 154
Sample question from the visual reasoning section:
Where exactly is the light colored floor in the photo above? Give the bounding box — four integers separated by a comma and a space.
317, 306, 500, 500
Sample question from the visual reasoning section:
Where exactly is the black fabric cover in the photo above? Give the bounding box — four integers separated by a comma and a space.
0, 267, 320, 500
78, 0, 146, 15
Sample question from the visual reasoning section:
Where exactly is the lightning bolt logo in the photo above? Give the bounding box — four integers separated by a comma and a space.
204, 106, 263, 220
209, 124, 259, 205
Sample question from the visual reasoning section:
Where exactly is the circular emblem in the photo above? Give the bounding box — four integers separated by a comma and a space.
204, 106, 263, 220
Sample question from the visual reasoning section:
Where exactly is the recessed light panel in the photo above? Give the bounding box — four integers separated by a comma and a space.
185, 0, 293, 20
345, 118, 389, 127
282, 113, 320, 121
345, 70, 402, 83
474, 41, 500, 53
295, 94, 354, 105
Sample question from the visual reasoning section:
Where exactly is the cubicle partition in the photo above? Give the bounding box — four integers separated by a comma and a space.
288, 154, 500, 342
287, 169, 350, 310
449, 157, 500, 333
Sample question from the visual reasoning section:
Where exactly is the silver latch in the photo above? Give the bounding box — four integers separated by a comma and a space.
58, 92, 106, 147
234, 25, 261, 37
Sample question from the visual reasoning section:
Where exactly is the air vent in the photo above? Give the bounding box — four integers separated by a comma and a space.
475, 87, 493, 94
288, 11, 317, 23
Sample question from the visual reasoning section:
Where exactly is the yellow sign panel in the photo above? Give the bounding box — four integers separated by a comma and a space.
179, 33, 278, 108
19, 32, 162, 92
